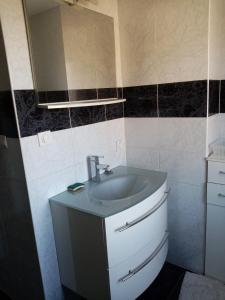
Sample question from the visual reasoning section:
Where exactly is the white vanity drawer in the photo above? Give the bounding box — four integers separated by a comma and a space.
105, 181, 167, 267
108, 233, 168, 300
208, 161, 225, 184
207, 183, 225, 207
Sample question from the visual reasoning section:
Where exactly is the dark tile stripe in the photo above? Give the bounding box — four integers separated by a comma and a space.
69, 89, 97, 101
14, 90, 71, 137
70, 105, 105, 127
220, 80, 225, 113
208, 80, 220, 116
38, 90, 69, 103
158, 80, 207, 117
118, 87, 123, 99
98, 88, 118, 99
38, 88, 121, 103
106, 103, 124, 120
123, 84, 157, 117
14, 79, 211, 138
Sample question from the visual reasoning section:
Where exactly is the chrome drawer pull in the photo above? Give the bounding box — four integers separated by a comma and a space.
115, 189, 170, 233
118, 232, 169, 283
218, 193, 225, 198
219, 171, 225, 175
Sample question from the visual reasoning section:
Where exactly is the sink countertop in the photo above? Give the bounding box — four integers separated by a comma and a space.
49, 166, 167, 218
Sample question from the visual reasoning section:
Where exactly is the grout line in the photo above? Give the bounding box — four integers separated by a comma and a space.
68, 108, 72, 128
122, 87, 125, 117
104, 105, 107, 121
157, 84, 159, 118
219, 80, 221, 114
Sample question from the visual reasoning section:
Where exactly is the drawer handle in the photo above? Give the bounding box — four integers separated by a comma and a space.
118, 232, 169, 283
115, 189, 170, 233
218, 193, 225, 198
219, 171, 225, 175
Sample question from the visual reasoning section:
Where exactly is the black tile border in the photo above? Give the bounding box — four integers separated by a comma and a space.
208, 80, 220, 116
37, 87, 120, 103
123, 80, 208, 118
98, 88, 117, 99
14, 90, 124, 137
220, 80, 225, 113
14, 79, 223, 138
106, 102, 124, 120
158, 80, 207, 117
69, 89, 97, 101
70, 105, 106, 127
14, 90, 71, 137
123, 84, 158, 117
38, 90, 69, 103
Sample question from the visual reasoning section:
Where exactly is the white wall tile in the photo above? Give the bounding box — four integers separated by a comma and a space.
118, 0, 209, 86
0, 0, 33, 89
159, 149, 206, 186
207, 114, 225, 155
21, 129, 75, 181
219, 114, 225, 139
125, 118, 160, 148
156, 0, 209, 84
209, 0, 225, 80
72, 119, 126, 171
118, 0, 157, 86
158, 118, 207, 154
126, 147, 160, 171
207, 114, 221, 152
167, 181, 206, 273
21, 118, 126, 300
125, 118, 207, 273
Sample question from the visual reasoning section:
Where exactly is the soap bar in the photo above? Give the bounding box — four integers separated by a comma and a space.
67, 183, 85, 192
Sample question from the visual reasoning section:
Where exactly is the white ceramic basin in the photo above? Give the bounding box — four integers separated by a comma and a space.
91, 174, 149, 201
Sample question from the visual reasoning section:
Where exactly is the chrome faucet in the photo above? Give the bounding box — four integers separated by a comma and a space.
88, 155, 112, 182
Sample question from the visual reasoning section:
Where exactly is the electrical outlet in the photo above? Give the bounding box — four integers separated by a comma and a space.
0, 135, 7, 148
38, 131, 53, 147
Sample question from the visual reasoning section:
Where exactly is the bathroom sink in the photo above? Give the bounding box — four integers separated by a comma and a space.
91, 174, 150, 201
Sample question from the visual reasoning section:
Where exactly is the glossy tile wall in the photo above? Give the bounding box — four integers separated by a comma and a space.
21, 119, 126, 300
118, 0, 209, 274
0, 1, 126, 299
0, 20, 44, 300
2, 0, 225, 299
118, 0, 209, 87
207, 0, 225, 151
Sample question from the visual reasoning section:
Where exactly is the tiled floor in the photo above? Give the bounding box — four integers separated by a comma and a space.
63, 262, 186, 300
0, 262, 186, 300
138, 263, 186, 300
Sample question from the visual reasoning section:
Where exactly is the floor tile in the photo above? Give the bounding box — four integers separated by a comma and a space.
137, 263, 186, 300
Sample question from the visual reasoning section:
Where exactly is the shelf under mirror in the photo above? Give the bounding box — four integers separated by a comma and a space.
38, 98, 126, 109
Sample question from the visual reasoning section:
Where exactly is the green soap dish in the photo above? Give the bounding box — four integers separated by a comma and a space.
67, 183, 85, 192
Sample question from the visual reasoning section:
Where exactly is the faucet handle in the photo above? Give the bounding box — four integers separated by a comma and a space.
104, 165, 113, 175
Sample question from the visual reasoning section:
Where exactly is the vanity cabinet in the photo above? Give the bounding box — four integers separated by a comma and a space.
50, 174, 168, 300
205, 160, 225, 282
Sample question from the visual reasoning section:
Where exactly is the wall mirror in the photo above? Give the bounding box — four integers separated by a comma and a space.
23, 0, 118, 104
